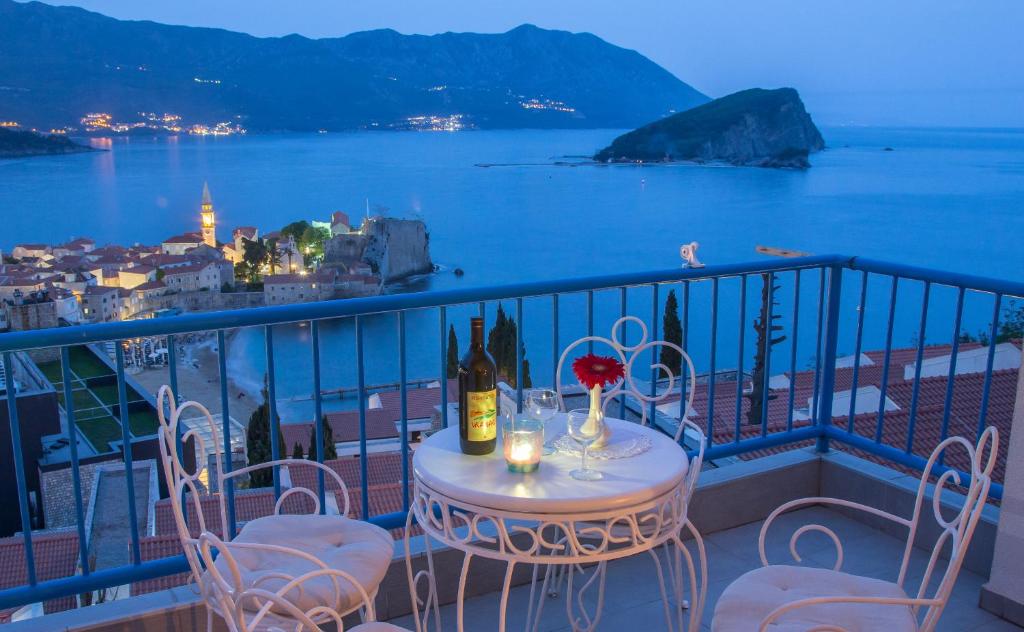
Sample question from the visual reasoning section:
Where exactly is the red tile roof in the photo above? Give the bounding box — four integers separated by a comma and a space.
283, 408, 399, 452
681, 342, 1017, 489
131, 535, 190, 597
162, 233, 203, 245
121, 265, 156, 275
134, 280, 166, 291
153, 488, 317, 539
162, 262, 214, 275
0, 531, 80, 621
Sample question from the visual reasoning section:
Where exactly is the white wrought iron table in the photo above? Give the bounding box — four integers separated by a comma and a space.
403, 414, 704, 632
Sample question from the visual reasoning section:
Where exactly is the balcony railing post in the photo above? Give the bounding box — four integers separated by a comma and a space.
815, 265, 844, 452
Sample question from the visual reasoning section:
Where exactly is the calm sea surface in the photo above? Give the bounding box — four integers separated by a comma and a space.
2, 128, 1022, 421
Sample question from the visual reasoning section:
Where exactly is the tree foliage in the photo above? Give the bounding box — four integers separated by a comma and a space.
281, 220, 311, 244
745, 274, 787, 426
291, 441, 305, 459
265, 238, 283, 275
307, 417, 337, 462
486, 304, 532, 389
239, 237, 268, 283
962, 299, 1024, 346
245, 383, 286, 488
447, 324, 460, 379
660, 289, 683, 376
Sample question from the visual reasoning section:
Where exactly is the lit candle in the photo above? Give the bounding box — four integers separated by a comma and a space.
503, 418, 543, 473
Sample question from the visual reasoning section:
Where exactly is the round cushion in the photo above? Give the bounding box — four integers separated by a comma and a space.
712, 565, 917, 632
210, 513, 393, 615
350, 624, 412, 631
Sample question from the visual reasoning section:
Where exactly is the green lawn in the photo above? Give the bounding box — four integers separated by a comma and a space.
36, 360, 64, 386
36, 346, 161, 452
67, 346, 112, 379
68, 388, 103, 415
77, 416, 123, 453
90, 383, 122, 406
128, 410, 160, 437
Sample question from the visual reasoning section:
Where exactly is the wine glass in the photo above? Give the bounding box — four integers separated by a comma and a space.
566, 408, 603, 481
526, 388, 559, 455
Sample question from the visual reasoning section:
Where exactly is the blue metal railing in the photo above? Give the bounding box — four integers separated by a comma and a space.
0, 253, 1018, 613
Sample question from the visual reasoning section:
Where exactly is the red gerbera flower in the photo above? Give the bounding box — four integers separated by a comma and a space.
572, 353, 625, 390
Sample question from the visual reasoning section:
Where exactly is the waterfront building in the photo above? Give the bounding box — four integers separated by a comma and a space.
160, 233, 204, 256
160, 261, 223, 293
2, 290, 58, 332
11, 244, 49, 259
80, 285, 120, 322
117, 265, 157, 290
51, 238, 95, 258
263, 269, 337, 305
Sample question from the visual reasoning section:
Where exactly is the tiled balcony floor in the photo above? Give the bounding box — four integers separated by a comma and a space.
388, 507, 1023, 631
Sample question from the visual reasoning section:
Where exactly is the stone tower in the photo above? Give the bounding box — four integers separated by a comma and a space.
200, 182, 216, 247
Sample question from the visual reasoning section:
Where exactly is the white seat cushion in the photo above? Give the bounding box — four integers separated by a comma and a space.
712, 565, 917, 632
350, 624, 412, 631
210, 513, 393, 615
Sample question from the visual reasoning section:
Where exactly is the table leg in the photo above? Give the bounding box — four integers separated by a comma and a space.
404, 508, 441, 632
456, 553, 473, 632
565, 560, 607, 632
498, 561, 516, 632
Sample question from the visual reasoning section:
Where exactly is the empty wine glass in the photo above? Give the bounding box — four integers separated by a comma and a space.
526, 388, 559, 455
566, 408, 603, 481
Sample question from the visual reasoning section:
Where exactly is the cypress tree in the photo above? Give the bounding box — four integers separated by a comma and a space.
746, 274, 787, 426
245, 383, 286, 488
660, 289, 683, 376
486, 304, 531, 388
291, 442, 305, 460
307, 416, 337, 462
323, 419, 337, 460
446, 324, 459, 379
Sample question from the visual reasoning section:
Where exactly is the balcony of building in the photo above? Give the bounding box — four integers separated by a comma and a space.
0, 254, 1021, 631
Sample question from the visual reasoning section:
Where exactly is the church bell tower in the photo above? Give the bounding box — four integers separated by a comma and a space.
200, 182, 216, 247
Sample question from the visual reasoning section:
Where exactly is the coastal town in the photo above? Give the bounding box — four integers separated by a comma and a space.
0, 183, 433, 335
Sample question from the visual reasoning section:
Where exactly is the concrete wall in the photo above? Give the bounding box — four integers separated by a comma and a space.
980, 344, 1024, 625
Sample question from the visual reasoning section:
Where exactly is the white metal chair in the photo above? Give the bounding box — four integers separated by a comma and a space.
155, 386, 405, 632
712, 426, 999, 632
538, 316, 707, 631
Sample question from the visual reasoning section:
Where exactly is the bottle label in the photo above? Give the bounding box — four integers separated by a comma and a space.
466, 390, 497, 442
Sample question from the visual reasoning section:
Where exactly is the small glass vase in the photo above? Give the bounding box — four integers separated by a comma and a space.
583, 385, 612, 448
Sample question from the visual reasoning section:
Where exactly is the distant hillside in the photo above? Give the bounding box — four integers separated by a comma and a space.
0, 0, 708, 131
594, 88, 825, 168
0, 128, 94, 158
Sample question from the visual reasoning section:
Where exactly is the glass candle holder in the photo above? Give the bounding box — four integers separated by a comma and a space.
503, 417, 544, 473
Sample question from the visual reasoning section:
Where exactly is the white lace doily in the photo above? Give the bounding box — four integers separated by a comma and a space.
552, 427, 652, 460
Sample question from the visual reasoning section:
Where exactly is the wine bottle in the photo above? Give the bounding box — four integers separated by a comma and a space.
458, 317, 498, 455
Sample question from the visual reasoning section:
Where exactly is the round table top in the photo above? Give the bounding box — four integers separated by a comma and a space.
412, 415, 688, 515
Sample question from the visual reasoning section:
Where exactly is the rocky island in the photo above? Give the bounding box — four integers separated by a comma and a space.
594, 88, 824, 169
0, 127, 95, 159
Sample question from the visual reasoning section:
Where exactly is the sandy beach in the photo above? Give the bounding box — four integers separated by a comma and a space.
131, 332, 259, 425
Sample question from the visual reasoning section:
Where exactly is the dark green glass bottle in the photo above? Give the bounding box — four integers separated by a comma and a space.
458, 317, 498, 455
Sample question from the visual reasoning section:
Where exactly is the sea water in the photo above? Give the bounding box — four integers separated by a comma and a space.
2, 127, 1022, 421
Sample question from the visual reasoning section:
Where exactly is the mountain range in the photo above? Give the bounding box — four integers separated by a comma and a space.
0, 0, 708, 131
